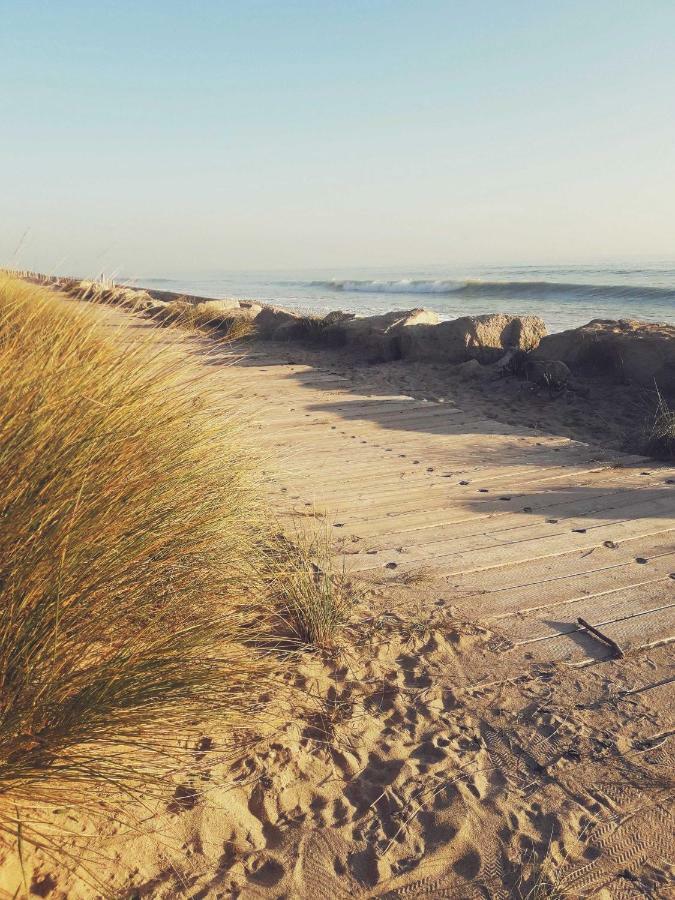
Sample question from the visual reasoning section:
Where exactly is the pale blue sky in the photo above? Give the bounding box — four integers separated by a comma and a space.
2, 1, 674, 275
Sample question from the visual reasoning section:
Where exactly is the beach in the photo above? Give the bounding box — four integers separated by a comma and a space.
5, 3, 675, 895
1, 280, 672, 898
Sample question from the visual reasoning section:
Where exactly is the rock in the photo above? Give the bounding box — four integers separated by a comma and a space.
192, 300, 242, 321
457, 359, 484, 380
322, 308, 440, 360
399, 313, 547, 364
533, 319, 675, 394
254, 306, 304, 339
255, 309, 355, 344
526, 359, 571, 387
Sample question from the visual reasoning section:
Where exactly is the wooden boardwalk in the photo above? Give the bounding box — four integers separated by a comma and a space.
93, 304, 675, 668
228, 349, 675, 667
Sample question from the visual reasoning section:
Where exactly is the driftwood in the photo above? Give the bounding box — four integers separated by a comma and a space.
577, 617, 625, 658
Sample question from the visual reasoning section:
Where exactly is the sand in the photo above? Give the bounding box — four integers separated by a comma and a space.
1, 302, 673, 899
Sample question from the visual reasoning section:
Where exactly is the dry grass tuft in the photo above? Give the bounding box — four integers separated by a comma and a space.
152, 298, 255, 341
292, 314, 331, 342
270, 530, 353, 650
645, 387, 675, 460
517, 850, 571, 900
0, 276, 275, 850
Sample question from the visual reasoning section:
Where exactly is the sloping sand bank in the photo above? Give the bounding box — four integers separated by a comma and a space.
2, 298, 673, 899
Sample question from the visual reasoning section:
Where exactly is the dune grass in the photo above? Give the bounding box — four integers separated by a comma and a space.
0, 276, 276, 851
271, 530, 352, 650
152, 298, 255, 339
70, 280, 257, 342
645, 387, 675, 460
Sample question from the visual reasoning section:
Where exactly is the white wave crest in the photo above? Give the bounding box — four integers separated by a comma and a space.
328, 279, 465, 294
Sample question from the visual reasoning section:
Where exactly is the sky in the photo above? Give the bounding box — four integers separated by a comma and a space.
1, 1, 675, 276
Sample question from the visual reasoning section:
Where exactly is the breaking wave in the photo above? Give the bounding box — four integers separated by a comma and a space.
318, 279, 675, 302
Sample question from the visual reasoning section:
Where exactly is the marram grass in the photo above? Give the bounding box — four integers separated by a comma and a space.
271, 529, 353, 650
645, 387, 675, 460
0, 276, 275, 839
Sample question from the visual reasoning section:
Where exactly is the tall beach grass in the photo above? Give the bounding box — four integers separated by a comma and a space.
0, 276, 275, 853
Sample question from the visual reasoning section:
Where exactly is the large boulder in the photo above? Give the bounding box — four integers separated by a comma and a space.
399, 313, 547, 364
532, 319, 675, 394
322, 308, 440, 360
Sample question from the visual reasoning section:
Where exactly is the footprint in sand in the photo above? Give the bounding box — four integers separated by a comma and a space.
453, 848, 482, 879
168, 783, 199, 813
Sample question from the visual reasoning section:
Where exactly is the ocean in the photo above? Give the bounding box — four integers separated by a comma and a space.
128, 263, 675, 334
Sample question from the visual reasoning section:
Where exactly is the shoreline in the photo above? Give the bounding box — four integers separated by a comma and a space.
10, 269, 675, 403
11, 266, 675, 334
130, 273, 675, 334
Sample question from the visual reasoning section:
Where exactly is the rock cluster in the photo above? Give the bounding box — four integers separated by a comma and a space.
533, 318, 675, 394
398, 313, 546, 364
252, 306, 547, 365
28, 274, 675, 395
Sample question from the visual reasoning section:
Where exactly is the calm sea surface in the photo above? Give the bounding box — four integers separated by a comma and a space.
127, 263, 675, 334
